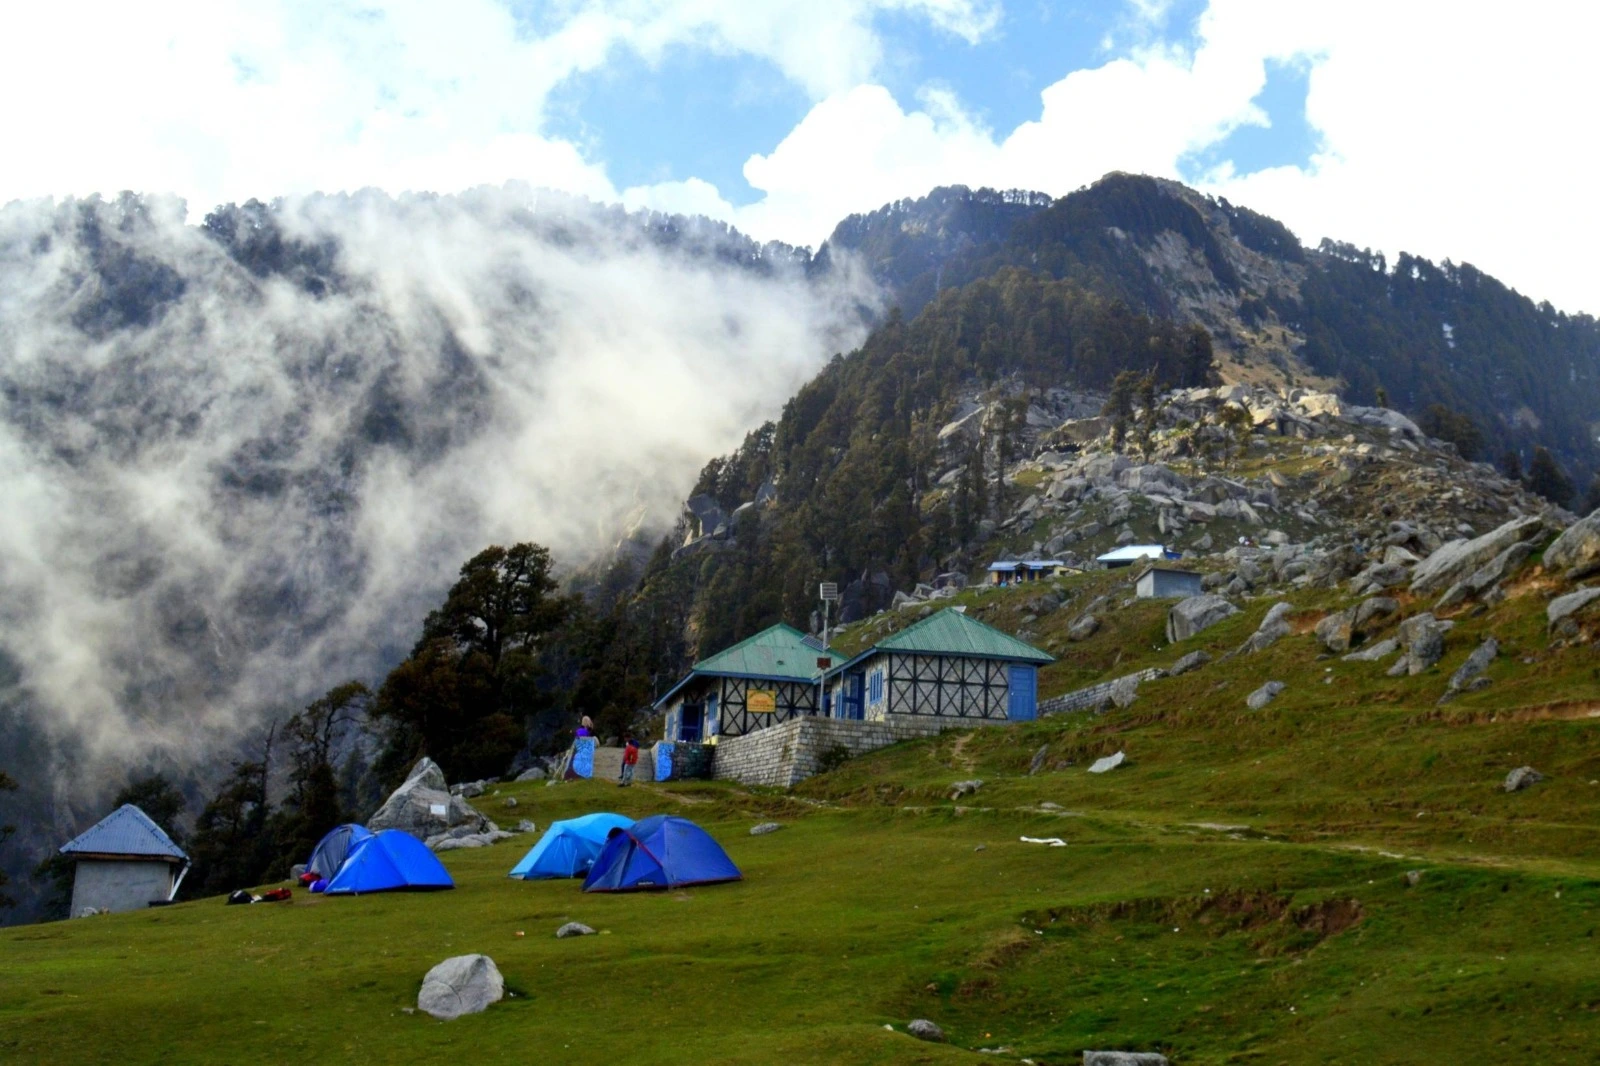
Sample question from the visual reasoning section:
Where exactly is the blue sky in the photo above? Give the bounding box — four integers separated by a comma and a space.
0, 1, 1594, 311
544, 0, 1284, 207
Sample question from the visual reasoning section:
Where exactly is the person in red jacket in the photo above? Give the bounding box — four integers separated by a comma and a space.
619, 735, 640, 787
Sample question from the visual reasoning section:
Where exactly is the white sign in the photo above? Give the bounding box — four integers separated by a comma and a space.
429, 803, 448, 816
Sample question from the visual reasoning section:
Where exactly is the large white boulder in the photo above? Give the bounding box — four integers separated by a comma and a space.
1409, 516, 1544, 595
369, 758, 487, 840
1167, 594, 1239, 643
1544, 509, 1600, 577
417, 954, 504, 1020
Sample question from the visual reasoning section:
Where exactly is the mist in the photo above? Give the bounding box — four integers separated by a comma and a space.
0, 184, 873, 810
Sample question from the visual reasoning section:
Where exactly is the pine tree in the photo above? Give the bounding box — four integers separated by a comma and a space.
1527, 447, 1575, 506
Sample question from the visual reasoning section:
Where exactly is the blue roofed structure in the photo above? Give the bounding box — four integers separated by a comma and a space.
58, 804, 188, 918
60, 804, 187, 861
654, 623, 843, 743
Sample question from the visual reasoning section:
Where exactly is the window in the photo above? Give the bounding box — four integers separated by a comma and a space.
705, 694, 719, 736
868, 670, 884, 704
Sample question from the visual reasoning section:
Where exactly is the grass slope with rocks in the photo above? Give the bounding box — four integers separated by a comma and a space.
5, 510, 1600, 1064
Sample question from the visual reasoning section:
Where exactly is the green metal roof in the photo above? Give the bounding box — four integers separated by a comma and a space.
872, 608, 1053, 664
691, 623, 842, 681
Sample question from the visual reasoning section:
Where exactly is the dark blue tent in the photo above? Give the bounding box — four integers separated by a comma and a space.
508, 813, 633, 880
324, 830, 454, 894
306, 823, 373, 881
582, 815, 741, 893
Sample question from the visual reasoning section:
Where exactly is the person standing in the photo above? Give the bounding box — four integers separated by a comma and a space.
619, 735, 640, 787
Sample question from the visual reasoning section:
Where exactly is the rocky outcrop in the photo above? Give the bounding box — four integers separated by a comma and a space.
1388, 614, 1446, 676
1548, 586, 1600, 637
1169, 649, 1211, 675
369, 758, 489, 840
906, 1019, 946, 1043
1247, 681, 1285, 710
1442, 637, 1498, 698
1543, 509, 1600, 578
1409, 516, 1545, 595
1167, 594, 1239, 642
1238, 602, 1293, 654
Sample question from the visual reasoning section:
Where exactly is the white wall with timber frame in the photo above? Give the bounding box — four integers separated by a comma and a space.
828, 650, 1037, 723
661, 672, 828, 743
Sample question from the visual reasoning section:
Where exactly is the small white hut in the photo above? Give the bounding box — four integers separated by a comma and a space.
58, 804, 189, 917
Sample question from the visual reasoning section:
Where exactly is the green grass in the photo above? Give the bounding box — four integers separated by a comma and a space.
5, 580, 1600, 1064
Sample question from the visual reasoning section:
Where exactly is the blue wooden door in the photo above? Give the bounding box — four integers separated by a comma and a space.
1007, 665, 1037, 721
842, 672, 865, 720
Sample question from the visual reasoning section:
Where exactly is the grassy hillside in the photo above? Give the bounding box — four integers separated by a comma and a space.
5, 569, 1599, 1064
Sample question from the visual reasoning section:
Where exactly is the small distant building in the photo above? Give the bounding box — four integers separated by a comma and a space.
987, 559, 1069, 586
654, 624, 841, 744
1135, 567, 1204, 600
825, 608, 1054, 723
58, 804, 189, 917
1096, 544, 1175, 569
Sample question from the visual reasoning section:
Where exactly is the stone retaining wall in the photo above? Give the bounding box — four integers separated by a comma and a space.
1037, 668, 1166, 716
710, 713, 1005, 788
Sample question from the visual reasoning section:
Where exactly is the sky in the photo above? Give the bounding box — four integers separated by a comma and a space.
2, 0, 1597, 313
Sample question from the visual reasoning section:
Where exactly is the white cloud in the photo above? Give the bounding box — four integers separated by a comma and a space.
643, 0, 1598, 313
0, 0, 998, 214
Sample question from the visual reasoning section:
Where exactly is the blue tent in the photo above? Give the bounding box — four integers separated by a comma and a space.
582, 815, 741, 893
323, 830, 454, 894
306, 823, 373, 881
508, 813, 634, 880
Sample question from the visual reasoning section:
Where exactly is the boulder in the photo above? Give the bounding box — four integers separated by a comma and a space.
417, 955, 504, 1021
369, 758, 488, 840
1109, 674, 1141, 709
750, 822, 783, 836
1028, 745, 1051, 776
502, 797, 519, 809
1239, 602, 1293, 653
1167, 594, 1239, 643
949, 779, 984, 799
1445, 637, 1499, 694
1068, 614, 1101, 641
452, 780, 487, 799
1169, 650, 1211, 676
1083, 1054, 1169, 1066
555, 922, 595, 938
515, 766, 547, 782
516, 820, 537, 833
1547, 587, 1600, 635
1544, 509, 1600, 578
1247, 681, 1285, 710
1353, 596, 1399, 631
1409, 516, 1544, 594
1314, 608, 1356, 653
1087, 752, 1127, 774
1398, 614, 1446, 674
906, 1019, 946, 1043
1504, 766, 1545, 793
1343, 637, 1399, 663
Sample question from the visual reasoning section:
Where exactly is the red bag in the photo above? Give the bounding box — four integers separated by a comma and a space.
259, 887, 292, 903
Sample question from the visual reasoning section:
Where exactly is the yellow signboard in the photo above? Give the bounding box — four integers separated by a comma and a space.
747, 689, 777, 714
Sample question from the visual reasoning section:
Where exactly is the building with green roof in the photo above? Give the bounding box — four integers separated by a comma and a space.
823, 608, 1053, 724
653, 623, 842, 743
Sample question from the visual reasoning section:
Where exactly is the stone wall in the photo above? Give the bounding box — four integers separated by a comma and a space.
1037, 668, 1166, 716
710, 713, 1005, 788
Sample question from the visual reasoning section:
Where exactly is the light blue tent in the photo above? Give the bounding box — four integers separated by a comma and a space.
508, 813, 634, 880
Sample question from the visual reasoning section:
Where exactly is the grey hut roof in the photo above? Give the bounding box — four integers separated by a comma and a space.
59, 804, 187, 861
